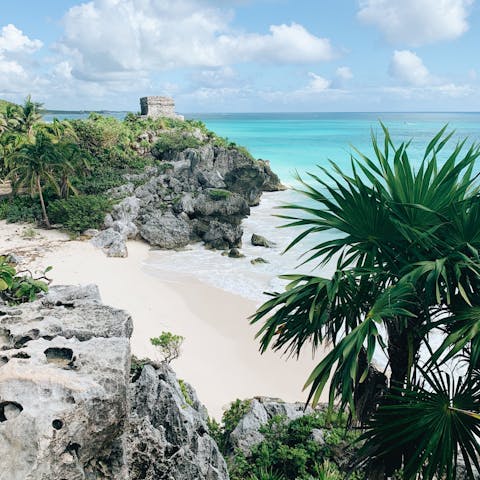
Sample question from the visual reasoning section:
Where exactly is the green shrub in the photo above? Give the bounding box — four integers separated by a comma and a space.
152, 133, 201, 158
209, 399, 252, 454
150, 331, 185, 364
157, 162, 174, 174
0, 195, 42, 223
208, 189, 231, 201
228, 412, 362, 480
48, 195, 111, 233
0, 256, 50, 304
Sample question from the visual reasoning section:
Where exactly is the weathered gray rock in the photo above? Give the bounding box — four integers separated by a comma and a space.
139, 211, 192, 249
250, 257, 269, 265
228, 248, 244, 258
251, 233, 275, 248
0, 285, 229, 480
42, 283, 101, 306
197, 220, 243, 250
310, 428, 326, 445
91, 228, 128, 258
95, 128, 283, 254
127, 363, 229, 480
81, 228, 99, 239
0, 285, 133, 480
194, 191, 249, 219
229, 397, 313, 454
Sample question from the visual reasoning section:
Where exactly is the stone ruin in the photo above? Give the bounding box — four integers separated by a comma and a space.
139, 96, 184, 121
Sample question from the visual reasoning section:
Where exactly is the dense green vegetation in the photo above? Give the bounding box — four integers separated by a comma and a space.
209, 401, 362, 480
0, 96, 241, 234
252, 125, 480, 479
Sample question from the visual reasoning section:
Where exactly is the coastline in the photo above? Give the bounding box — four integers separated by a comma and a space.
0, 220, 322, 418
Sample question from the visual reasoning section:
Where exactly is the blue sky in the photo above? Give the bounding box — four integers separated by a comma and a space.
0, 0, 479, 112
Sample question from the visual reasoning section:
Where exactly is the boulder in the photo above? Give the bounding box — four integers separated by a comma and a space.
251, 233, 275, 248
250, 257, 269, 265
193, 191, 250, 219
195, 219, 243, 250
228, 397, 313, 454
228, 248, 244, 258
81, 228, 99, 239
139, 211, 192, 249
92, 228, 128, 258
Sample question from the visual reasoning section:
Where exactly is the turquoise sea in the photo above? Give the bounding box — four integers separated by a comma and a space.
44, 111, 480, 184
190, 112, 480, 183
43, 111, 480, 300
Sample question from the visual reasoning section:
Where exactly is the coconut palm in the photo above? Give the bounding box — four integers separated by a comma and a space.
8, 131, 61, 227
12, 95, 43, 139
251, 125, 480, 478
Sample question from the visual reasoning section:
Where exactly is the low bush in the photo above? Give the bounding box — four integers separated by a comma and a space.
208, 189, 231, 201
48, 195, 111, 233
227, 411, 362, 480
0, 195, 42, 223
152, 133, 201, 158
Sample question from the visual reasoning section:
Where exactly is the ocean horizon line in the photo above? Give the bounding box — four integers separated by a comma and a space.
43, 109, 480, 115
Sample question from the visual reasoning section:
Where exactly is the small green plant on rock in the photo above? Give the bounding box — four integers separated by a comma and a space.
0, 256, 51, 303
208, 189, 231, 201
178, 379, 194, 407
150, 331, 185, 364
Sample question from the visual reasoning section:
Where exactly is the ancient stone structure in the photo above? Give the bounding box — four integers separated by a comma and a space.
140, 96, 184, 120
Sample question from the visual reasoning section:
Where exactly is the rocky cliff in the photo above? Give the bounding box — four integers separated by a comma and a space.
92, 128, 284, 257
0, 285, 228, 480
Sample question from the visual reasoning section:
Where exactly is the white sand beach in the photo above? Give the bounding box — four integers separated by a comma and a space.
0, 221, 322, 418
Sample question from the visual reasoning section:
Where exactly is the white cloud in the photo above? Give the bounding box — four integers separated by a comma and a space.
336, 66, 353, 81
358, 0, 474, 46
57, 0, 334, 84
389, 50, 431, 86
0, 24, 43, 55
305, 72, 331, 92
192, 66, 237, 88
387, 50, 473, 99
217, 23, 334, 64
0, 24, 44, 96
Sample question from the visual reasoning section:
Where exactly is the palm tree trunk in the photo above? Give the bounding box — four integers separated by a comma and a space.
36, 175, 50, 228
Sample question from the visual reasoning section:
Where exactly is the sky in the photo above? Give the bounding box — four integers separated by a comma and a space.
0, 0, 479, 112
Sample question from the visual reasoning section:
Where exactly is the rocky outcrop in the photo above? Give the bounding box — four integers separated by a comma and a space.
127, 363, 229, 480
0, 285, 229, 480
228, 397, 314, 454
0, 285, 132, 480
91, 138, 283, 256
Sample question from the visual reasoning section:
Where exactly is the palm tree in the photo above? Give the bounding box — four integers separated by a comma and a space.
251, 125, 480, 479
13, 95, 43, 139
8, 132, 61, 227
39, 119, 90, 198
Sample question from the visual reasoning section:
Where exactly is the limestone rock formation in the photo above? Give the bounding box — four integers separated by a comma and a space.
228, 397, 314, 454
0, 285, 229, 480
0, 285, 132, 480
127, 363, 229, 480
92, 138, 283, 256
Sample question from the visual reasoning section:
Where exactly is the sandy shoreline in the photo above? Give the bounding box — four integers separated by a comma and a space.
0, 221, 321, 418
